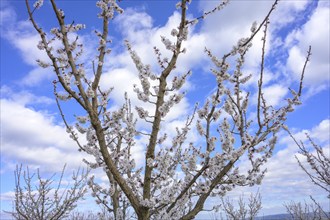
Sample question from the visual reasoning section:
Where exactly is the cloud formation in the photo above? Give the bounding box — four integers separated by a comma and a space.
0, 97, 87, 172
286, 2, 330, 86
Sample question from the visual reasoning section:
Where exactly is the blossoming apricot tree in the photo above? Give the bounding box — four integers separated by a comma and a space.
25, 0, 311, 219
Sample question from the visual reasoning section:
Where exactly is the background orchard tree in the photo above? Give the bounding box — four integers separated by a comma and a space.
285, 200, 328, 220
5, 165, 89, 220
284, 132, 330, 219
293, 134, 330, 199
220, 191, 262, 220
25, 0, 312, 219
69, 207, 114, 220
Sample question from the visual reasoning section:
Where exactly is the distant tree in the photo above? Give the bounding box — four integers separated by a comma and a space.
25, 0, 312, 219
295, 135, 330, 198
220, 191, 262, 220
69, 207, 113, 220
285, 200, 327, 220
284, 132, 330, 219
6, 164, 89, 220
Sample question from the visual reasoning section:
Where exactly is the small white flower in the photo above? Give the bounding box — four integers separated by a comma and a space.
37, 41, 45, 50
36, 59, 50, 68
58, 9, 65, 18
33, 0, 44, 9
171, 28, 179, 37
250, 21, 258, 33
147, 158, 154, 167
86, 87, 95, 98
175, 2, 182, 9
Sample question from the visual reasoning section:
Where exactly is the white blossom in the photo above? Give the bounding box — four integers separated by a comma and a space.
175, 2, 182, 9
86, 87, 95, 98
57, 9, 65, 18
135, 106, 149, 119
36, 59, 50, 68
196, 120, 205, 136
147, 158, 154, 167
171, 28, 179, 37
56, 92, 71, 101
33, 0, 43, 9
250, 21, 258, 33
161, 36, 175, 51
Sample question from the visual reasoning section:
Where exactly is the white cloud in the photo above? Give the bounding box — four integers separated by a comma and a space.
0, 98, 88, 172
20, 68, 55, 86
310, 119, 330, 142
100, 68, 139, 103
286, 3, 330, 86
0, 8, 47, 67
260, 84, 288, 107
114, 7, 153, 41
271, 0, 309, 29
0, 4, 57, 86
199, 0, 273, 57
11, 33, 47, 66
0, 191, 15, 202
0, 2, 16, 26
0, 85, 54, 106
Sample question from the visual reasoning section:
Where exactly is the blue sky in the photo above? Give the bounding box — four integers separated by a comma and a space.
0, 0, 329, 218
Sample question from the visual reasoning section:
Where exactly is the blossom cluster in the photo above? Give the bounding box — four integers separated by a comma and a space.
36, 59, 50, 68
154, 46, 169, 69
158, 93, 184, 117
161, 36, 176, 52
96, 0, 124, 19
64, 24, 86, 33
170, 71, 191, 91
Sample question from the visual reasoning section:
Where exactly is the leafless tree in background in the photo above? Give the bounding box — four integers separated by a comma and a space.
6, 164, 89, 220
25, 0, 312, 219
